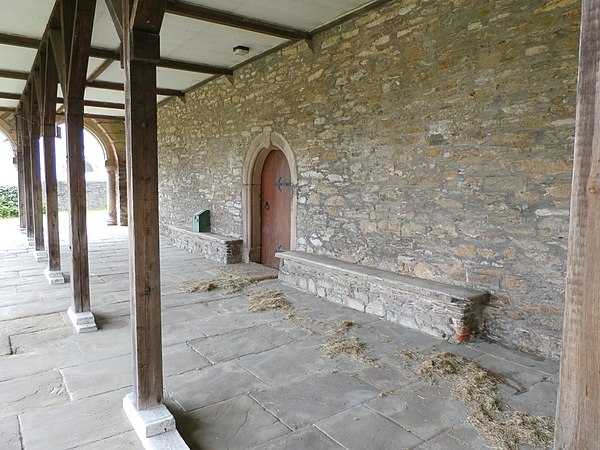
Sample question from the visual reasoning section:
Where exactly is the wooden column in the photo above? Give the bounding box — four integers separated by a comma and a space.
15, 110, 27, 232
50, 0, 98, 332
123, 0, 166, 412
105, 164, 118, 225
28, 90, 47, 261
20, 105, 34, 241
554, 1, 600, 448
40, 45, 63, 284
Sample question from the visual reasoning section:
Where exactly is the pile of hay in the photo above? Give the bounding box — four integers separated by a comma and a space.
319, 320, 376, 365
247, 289, 292, 313
419, 352, 554, 450
320, 336, 376, 365
327, 320, 355, 335
180, 276, 252, 294
180, 263, 279, 295
284, 312, 327, 335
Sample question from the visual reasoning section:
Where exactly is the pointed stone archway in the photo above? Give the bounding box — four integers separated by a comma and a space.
242, 130, 297, 264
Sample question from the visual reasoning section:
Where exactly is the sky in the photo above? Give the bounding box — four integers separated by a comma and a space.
0, 124, 106, 186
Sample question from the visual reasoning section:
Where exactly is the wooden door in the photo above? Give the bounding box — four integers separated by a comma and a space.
261, 149, 291, 269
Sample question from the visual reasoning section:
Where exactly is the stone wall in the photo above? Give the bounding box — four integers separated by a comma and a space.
157, 0, 580, 359
47, 181, 107, 210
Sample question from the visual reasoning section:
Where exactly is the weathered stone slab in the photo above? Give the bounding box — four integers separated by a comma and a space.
165, 361, 264, 412
0, 334, 10, 355
366, 383, 465, 441
237, 338, 362, 386
252, 426, 343, 450
0, 415, 21, 449
316, 405, 423, 449
0, 350, 84, 382
251, 372, 379, 430
164, 226, 243, 264
178, 394, 289, 449
188, 324, 295, 364
20, 388, 133, 449
71, 431, 144, 449
0, 370, 68, 417
278, 251, 489, 343
161, 302, 220, 325
61, 355, 132, 401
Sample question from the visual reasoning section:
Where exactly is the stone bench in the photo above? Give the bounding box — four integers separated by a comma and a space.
277, 251, 489, 343
164, 225, 243, 264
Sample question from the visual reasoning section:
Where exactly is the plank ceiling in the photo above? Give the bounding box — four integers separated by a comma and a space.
0, 0, 383, 119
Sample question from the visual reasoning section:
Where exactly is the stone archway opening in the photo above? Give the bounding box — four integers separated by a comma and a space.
242, 130, 297, 265
51, 123, 118, 225
0, 129, 17, 187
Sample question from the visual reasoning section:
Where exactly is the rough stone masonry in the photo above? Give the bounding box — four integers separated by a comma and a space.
157, 0, 580, 359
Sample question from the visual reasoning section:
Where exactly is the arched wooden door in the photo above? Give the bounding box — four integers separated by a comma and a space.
261, 149, 291, 269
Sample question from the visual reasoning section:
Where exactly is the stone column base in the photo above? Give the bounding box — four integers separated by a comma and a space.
123, 393, 189, 449
34, 250, 48, 262
44, 269, 65, 285
67, 306, 97, 333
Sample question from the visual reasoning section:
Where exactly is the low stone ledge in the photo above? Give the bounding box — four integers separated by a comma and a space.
277, 251, 489, 343
164, 225, 243, 265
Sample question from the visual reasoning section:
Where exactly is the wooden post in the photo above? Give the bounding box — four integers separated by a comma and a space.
50, 0, 98, 332
15, 110, 27, 232
20, 103, 34, 242
29, 88, 47, 262
115, 1, 186, 446
41, 45, 64, 284
123, 0, 165, 412
554, 1, 600, 448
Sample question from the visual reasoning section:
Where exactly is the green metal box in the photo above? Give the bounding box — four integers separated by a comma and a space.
192, 210, 210, 232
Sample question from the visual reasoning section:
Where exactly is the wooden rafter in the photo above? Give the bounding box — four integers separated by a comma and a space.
165, 1, 310, 40
0, 31, 231, 76
0, 69, 184, 97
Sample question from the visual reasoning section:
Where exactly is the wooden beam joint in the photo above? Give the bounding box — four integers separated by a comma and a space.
130, 30, 160, 64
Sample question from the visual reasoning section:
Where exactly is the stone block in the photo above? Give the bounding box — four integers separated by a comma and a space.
163, 226, 242, 264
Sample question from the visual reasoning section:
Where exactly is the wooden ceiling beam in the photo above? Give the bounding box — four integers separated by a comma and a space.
87, 79, 184, 97
0, 31, 231, 75
0, 69, 183, 97
0, 69, 29, 80
0, 92, 21, 101
165, 2, 310, 40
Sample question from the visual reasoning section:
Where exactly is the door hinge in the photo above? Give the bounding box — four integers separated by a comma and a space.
276, 177, 296, 191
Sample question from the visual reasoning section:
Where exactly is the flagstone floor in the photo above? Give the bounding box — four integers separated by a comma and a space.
0, 213, 558, 449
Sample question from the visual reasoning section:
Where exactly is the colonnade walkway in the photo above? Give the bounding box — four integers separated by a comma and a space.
0, 215, 558, 449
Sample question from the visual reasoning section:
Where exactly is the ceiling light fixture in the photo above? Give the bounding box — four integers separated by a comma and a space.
233, 45, 250, 56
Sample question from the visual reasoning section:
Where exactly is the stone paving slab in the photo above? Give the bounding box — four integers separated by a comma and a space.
366, 383, 466, 441
251, 426, 344, 450
0, 415, 21, 449
165, 361, 266, 412
0, 370, 68, 418
0, 312, 67, 337
316, 404, 423, 449
250, 372, 380, 430
188, 323, 296, 364
177, 394, 290, 449
71, 431, 144, 449
0, 349, 84, 382
20, 388, 134, 450
236, 337, 363, 386
0, 333, 10, 355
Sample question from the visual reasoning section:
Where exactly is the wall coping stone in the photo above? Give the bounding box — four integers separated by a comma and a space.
167, 225, 243, 245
